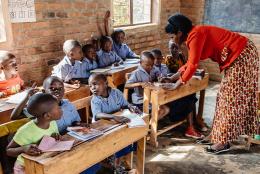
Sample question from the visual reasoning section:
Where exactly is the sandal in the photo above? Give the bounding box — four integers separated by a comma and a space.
205, 143, 231, 154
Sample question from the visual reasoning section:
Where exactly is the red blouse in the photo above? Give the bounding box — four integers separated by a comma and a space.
0, 75, 24, 96
179, 25, 248, 82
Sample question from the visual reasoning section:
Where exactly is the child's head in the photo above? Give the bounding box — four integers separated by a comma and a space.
111, 29, 125, 45
140, 51, 154, 74
82, 44, 96, 60
43, 76, 64, 103
168, 40, 179, 58
63, 40, 83, 61
0, 51, 18, 77
100, 36, 113, 52
27, 93, 62, 121
88, 73, 108, 96
151, 49, 163, 67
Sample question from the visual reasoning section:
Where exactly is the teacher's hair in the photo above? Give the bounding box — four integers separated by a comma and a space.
165, 13, 192, 35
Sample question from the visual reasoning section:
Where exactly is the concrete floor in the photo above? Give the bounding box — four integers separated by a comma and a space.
144, 81, 260, 174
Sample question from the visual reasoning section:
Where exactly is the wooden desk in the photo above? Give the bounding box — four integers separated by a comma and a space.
143, 74, 209, 147
0, 85, 90, 124
23, 115, 149, 174
92, 63, 138, 88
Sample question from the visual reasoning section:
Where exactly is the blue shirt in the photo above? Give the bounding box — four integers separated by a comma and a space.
112, 43, 137, 60
154, 64, 169, 77
91, 88, 128, 123
81, 58, 98, 79
24, 99, 81, 133
96, 49, 123, 67
52, 56, 90, 82
126, 66, 159, 104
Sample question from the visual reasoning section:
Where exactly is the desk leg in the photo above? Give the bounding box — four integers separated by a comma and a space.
197, 90, 207, 127
24, 158, 44, 174
150, 95, 159, 147
136, 136, 146, 174
143, 88, 151, 114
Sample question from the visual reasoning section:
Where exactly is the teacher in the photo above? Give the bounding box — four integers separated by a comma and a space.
165, 13, 259, 153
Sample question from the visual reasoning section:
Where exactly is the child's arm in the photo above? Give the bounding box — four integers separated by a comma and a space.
6, 140, 42, 157
11, 84, 38, 120
124, 82, 145, 89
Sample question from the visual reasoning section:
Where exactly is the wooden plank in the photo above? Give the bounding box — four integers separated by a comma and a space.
0, 118, 29, 137
143, 88, 151, 114
71, 96, 92, 124
156, 120, 186, 136
136, 137, 146, 174
64, 85, 90, 102
150, 91, 159, 147
156, 75, 209, 105
0, 163, 3, 174
23, 117, 149, 174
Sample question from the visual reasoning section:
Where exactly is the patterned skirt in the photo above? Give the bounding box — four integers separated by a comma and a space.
211, 40, 259, 144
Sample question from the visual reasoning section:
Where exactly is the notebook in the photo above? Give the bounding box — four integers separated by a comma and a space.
90, 68, 111, 73
117, 109, 146, 128
67, 127, 103, 141
38, 136, 74, 152
6, 91, 28, 104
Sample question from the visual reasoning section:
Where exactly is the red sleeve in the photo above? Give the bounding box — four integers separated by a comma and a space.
181, 31, 207, 82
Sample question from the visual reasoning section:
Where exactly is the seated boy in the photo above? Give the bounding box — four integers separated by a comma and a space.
125, 51, 170, 120
0, 51, 24, 98
7, 93, 62, 174
151, 48, 169, 77
52, 39, 86, 88
89, 73, 140, 173
111, 29, 138, 60
11, 76, 81, 134
96, 36, 123, 68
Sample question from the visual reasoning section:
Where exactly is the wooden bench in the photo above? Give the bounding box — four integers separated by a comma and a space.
23, 113, 149, 174
143, 74, 209, 147
0, 85, 90, 124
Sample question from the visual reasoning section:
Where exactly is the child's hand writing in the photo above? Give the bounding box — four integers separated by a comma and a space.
128, 105, 142, 115
23, 144, 42, 156
113, 116, 131, 123
51, 133, 61, 141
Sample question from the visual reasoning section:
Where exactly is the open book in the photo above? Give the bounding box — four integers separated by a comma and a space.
38, 136, 74, 152
117, 109, 146, 128
90, 119, 122, 133
67, 127, 103, 141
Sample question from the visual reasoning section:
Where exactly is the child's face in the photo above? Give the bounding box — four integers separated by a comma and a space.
141, 57, 154, 74
1, 58, 18, 76
84, 48, 96, 60
115, 33, 125, 45
89, 77, 107, 96
48, 102, 62, 120
45, 81, 65, 103
103, 41, 112, 52
70, 46, 83, 61
154, 55, 163, 66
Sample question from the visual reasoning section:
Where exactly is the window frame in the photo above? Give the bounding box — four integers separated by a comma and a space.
112, 0, 153, 27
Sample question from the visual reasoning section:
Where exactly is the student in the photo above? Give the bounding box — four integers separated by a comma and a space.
0, 51, 24, 98
96, 36, 123, 68
52, 39, 85, 88
125, 51, 170, 120
151, 48, 169, 77
6, 93, 62, 174
89, 73, 140, 173
11, 76, 81, 134
111, 29, 138, 60
89, 73, 139, 123
160, 41, 204, 139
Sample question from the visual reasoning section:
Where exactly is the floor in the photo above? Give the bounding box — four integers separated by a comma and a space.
144, 81, 260, 174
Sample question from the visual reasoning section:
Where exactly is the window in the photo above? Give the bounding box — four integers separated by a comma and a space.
113, 0, 152, 27
0, 0, 6, 42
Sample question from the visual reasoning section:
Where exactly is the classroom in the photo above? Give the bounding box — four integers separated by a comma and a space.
0, 0, 259, 174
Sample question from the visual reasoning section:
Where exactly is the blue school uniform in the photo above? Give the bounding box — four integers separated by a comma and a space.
96, 49, 123, 67
24, 99, 81, 134
126, 65, 159, 105
81, 58, 98, 79
52, 56, 90, 82
112, 43, 137, 60
154, 64, 169, 77
91, 88, 128, 123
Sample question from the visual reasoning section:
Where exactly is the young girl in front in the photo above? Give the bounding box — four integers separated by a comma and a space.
7, 93, 62, 174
